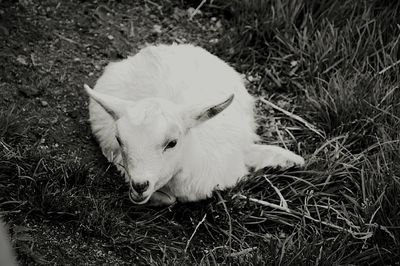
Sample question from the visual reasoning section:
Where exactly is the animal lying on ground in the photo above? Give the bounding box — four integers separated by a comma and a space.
84, 44, 305, 205
0, 219, 18, 266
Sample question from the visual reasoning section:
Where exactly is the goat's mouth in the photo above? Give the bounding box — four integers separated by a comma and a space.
128, 190, 151, 205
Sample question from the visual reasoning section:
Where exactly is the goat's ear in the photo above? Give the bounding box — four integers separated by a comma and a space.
182, 94, 234, 130
84, 84, 133, 120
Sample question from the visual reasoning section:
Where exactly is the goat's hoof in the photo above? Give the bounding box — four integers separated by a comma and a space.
148, 190, 177, 206
281, 154, 305, 168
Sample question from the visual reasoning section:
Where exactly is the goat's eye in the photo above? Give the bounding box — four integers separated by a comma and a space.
116, 136, 122, 146
164, 139, 177, 151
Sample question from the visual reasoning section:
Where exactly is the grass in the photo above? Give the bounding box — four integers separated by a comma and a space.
1, 0, 400, 265
212, 0, 400, 264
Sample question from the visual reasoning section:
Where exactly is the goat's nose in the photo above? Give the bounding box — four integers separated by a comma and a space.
131, 181, 150, 194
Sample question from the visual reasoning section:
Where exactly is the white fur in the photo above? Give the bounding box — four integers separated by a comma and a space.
87, 44, 304, 204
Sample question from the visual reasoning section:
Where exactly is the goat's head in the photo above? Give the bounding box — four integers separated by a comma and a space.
84, 84, 234, 204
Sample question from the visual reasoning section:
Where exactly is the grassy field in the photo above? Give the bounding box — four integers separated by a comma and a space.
1, 0, 399, 265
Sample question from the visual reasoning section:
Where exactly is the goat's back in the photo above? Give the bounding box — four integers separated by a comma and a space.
93, 44, 252, 109
89, 44, 258, 151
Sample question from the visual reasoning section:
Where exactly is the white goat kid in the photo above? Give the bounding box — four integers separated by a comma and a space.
84, 44, 304, 205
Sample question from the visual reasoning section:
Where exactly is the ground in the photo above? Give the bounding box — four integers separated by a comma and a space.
1, 0, 400, 265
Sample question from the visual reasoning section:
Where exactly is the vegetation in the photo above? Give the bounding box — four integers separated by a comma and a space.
0, 0, 399, 264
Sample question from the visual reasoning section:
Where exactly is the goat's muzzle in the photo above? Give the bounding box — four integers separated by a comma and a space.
128, 180, 151, 204
130, 180, 149, 194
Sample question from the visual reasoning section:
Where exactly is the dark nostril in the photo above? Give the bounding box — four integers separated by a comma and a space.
131, 181, 149, 194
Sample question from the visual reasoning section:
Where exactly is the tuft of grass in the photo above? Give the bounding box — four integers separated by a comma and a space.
0, 107, 27, 145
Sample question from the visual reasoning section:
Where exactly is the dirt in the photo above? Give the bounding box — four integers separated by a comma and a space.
0, 1, 224, 265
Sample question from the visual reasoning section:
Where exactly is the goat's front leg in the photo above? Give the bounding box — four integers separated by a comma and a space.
245, 144, 305, 171
148, 186, 177, 206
